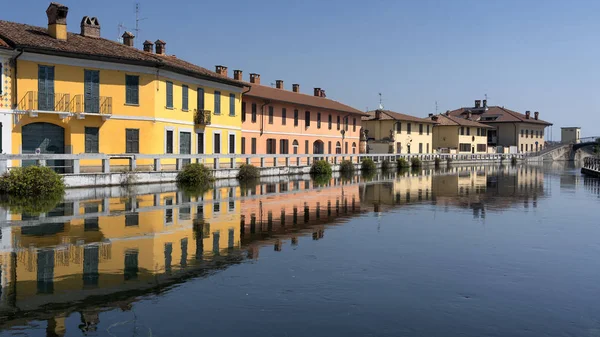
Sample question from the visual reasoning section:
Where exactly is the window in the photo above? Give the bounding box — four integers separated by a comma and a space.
197, 88, 205, 110
229, 93, 235, 116
125, 75, 139, 105
328, 141, 332, 154
520, 129, 524, 137
459, 143, 471, 152
328, 115, 332, 129
268, 106, 274, 124
336, 141, 342, 154
426, 143, 429, 153
521, 144, 524, 152
166, 130, 174, 154
345, 142, 348, 154
535, 130, 539, 138
460, 127, 465, 135
317, 112, 321, 128
293, 140, 299, 154
337, 116, 341, 130
84, 70, 100, 113
477, 144, 487, 152
482, 128, 487, 136
214, 91, 221, 114
38, 65, 55, 111
197, 132, 204, 154
252, 103, 257, 123
214, 133, 221, 154
126, 129, 139, 153
251, 138, 257, 154
477, 128, 481, 136
352, 142, 356, 154
180, 132, 191, 161
241, 137, 246, 155
427, 125, 430, 135
166, 81, 173, 108
305, 111, 310, 127
124, 250, 139, 281
294, 109, 299, 126
419, 124, 423, 135
229, 134, 235, 154
305, 140, 309, 154
182, 85, 189, 111
241, 102, 246, 122
266, 139, 277, 154
345, 117, 349, 131
407, 123, 412, 134
396, 122, 401, 133
353, 118, 356, 132
85, 127, 99, 153
466, 127, 470, 136
280, 139, 289, 154
526, 144, 529, 151
282, 108, 287, 125
419, 143, 423, 153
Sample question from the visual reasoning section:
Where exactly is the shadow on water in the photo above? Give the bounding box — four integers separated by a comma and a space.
0, 164, 553, 334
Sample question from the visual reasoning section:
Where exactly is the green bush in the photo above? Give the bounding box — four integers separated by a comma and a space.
411, 157, 422, 168
0, 166, 65, 198
397, 158, 410, 169
381, 159, 391, 171
339, 160, 355, 174
0, 193, 62, 216
310, 160, 332, 176
236, 164, 260, 181
361, 158, 377, 172
176, 163, 214, 188
312, 173, 332, 187
434, 157, 441, 167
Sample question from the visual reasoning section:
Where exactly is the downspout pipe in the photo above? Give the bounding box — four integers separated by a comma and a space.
12, 48, 24, 109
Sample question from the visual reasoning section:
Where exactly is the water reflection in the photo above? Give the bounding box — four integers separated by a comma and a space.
0, 166, 550, 334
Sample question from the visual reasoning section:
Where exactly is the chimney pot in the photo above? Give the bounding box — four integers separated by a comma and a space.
249, 73, 261, 84
276, 80, 284, 89
534, 111, 539, 120
143, 40, 154, 53
428, 113, 433, 117
525, 110, 531, 119
215, 65, 228, 77
375, 110, 381, 120
46, 3, 69, 40
233, 70, 243, 81
292, 84, 300, 93
475, 100, 481, 108
482, 99, 488, 108
80, 16, 101, 38
122, 31, 135, 47
155, 40, 166, 55
314, 88, 321, 97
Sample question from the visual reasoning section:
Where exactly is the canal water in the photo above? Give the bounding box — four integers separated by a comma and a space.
0, 163, 598, 336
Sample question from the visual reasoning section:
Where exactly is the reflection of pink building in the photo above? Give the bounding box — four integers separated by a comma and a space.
235, 70, 365, 156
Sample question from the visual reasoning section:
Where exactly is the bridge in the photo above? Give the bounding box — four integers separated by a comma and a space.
526, 137, 599, 162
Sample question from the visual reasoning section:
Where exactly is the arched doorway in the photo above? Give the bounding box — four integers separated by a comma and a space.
313, 140, 324, 154
352, 142, 357, 154
335, 141, 342, 154
292, 140, 299, 154
22, 122, 65, 172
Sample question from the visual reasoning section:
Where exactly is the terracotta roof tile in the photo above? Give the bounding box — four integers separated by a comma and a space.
362, 109, 436, 123
245, 83, 365, 115
0, 20, 244, 87
429, 114, 493, 128
448, 106, 552, 125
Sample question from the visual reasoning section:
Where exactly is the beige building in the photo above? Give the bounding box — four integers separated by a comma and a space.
561, 127, 581, 144
448, 100, 552, 153
362, 109, 436, 154
427, 113, 492, 154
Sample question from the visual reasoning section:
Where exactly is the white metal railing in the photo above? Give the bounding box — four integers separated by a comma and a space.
0, 152, 524, 174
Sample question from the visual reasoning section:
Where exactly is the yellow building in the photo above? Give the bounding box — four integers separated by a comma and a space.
362, 109, 436, 154
427, 113, 492, 154
0, 3, 246, 170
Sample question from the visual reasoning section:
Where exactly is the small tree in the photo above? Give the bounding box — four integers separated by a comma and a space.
411, 157, 422, 168
177, 163, 214, 187
310, 160, 332, 176
339, 160, 355, 174
237, 164, 260, 181
397, 158, 410, 169
361, 158, 377, 172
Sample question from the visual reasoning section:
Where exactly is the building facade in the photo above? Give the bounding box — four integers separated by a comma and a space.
236, 73, 365, 158
448, 100, 552, 153
561, 127, 581, 144
427, 114, 492, 154
0, 3, 245, 170
361, 109, 436, 154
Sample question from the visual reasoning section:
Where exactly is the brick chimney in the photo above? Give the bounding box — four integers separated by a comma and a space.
46, 3, 69, 40
292, 84, 300, 93
122, 31, 134, 47
534, 111, 539, 120
474, 100, 481, 108
314, 88, 321, 97
215, 65, 228, 77
80, 16, 100, 38
249, 73, 260, 84
525, 111, 531, 119
375, 110, 381, 119
155, 40, 166, 55
233, 70, 243, 81
143, 40, 153, 53
276, 80, 284, 89
482, 99, 488, 109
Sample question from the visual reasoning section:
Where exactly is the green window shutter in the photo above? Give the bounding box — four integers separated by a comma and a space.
166, 82, 173, 108
214, 91, 221, 114
182, 85, 189, 111
229, 93, 235, 116
197, 88, 205, 110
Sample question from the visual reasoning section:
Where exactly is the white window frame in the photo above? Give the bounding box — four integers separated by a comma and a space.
178, 127, 192, 155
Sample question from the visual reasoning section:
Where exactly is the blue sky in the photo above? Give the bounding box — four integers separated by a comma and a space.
5, 0, 599, 138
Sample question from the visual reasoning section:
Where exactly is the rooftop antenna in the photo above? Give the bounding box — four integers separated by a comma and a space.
117, 22, 127, 43
135, 1, 148, 48
378, 93, 383, 109
435, 101, 438, 115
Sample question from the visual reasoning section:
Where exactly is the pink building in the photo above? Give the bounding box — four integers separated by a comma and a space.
231, 70, 365, 157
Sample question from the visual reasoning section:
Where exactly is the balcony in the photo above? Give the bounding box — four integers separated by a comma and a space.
17, 91, 112, 120
194, 109, 212, 125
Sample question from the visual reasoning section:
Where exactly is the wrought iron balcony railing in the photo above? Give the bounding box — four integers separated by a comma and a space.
195, 109, 212, 125
18, 91, 71, 112
71, 95, 112, 115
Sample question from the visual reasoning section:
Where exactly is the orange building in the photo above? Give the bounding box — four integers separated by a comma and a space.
223, 69, 366, 157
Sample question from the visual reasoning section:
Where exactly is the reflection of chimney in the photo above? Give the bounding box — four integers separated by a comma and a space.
525, 110, 531, 119
249, 73, 260, 84
46, 3, 69, 40
276, 80, 284, 89
233, 70, 243, 81
475, 100, 481, 108
534, 111, 539, 120
292, 84, 300, 93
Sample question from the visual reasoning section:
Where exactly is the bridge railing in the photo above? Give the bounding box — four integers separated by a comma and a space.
0, 152, 524, 175
583, 157, 600, 172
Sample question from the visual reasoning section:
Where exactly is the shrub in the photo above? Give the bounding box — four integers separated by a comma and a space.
312, 173, 332, 187
511, 156, 518, 166
176, 163, 214, 188
237, 164, 260, 181
0, 166, 65, 198
397, 158, 410, 169
361, 158, 377, 172
434, 157, 441, 167
411, 157, 422, 168
381, 159, 391, 172
339, 160, 355, 174
0, 193, 62, 216
310, 160, 332, 176
446, 157, 453, 165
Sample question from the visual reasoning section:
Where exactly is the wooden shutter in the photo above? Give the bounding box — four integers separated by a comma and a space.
85, 127, 99, 153
229, 134, 235, 154
38, 66, 47, 110
182, 85, 189, 111
197, 88, 205, 110
229, 93, 235, 116
214, 91, 221, 114
241, 137, 246, 154
166, 82, 173, 108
